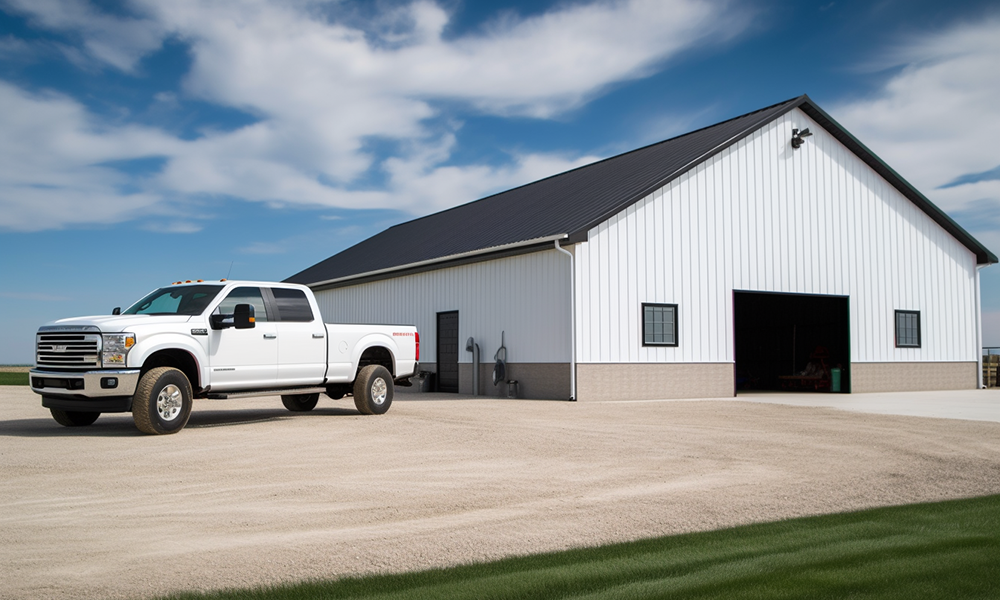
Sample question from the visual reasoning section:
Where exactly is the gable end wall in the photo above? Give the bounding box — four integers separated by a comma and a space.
574, 108, 979, 396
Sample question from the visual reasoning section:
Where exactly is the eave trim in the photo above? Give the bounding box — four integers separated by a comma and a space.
304, 234, 569, 290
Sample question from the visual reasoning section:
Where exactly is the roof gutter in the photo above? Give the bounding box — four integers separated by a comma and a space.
306, 233, 571, 290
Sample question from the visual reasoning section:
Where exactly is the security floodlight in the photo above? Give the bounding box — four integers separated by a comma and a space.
791, 128, 813, 149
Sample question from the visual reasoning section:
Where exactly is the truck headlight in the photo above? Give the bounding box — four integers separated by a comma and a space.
102, 333, 135, 367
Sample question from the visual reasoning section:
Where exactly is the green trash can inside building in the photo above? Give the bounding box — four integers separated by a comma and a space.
830, 368, 842, 393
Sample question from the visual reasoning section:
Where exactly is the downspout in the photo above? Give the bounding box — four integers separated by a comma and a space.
466, 338, 480, 396
554, 240, 577, 401
976, 264, 989, 388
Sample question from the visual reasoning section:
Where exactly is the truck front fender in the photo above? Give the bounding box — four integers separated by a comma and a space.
128, 333, 209, 388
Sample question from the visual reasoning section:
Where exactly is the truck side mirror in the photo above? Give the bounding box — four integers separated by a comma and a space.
112, 307, 121, 315
210, 313, 231, 330
234, 304, 256, 329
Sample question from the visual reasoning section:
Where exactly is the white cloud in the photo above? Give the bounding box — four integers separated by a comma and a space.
0, 34, 33, 56
153, 0, 747, 118
138, 0, 748, 207
0, 0, 752, 231
379, 134, 601, 212
0, 82, 183, 230
386, 0, 743, 117
2, 0, 166, 72
832, 17, 1000, 216
142, 221, 204, 234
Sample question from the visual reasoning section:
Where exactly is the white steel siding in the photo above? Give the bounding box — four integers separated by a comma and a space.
576, 107, 979, 364
314, 249, 571, 364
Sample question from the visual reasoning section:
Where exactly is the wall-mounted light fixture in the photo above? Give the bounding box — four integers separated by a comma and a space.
791, 128, 813, 149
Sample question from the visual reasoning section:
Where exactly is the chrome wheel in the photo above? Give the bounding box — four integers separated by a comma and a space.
157, 384, 183, 421
371, 377, 388, 406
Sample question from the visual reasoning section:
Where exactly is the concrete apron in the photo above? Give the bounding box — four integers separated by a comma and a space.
399, 387, 1000, 423
734, 389, 1000, 423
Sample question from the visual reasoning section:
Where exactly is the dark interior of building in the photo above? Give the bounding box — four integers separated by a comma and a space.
734, 291, 850, 393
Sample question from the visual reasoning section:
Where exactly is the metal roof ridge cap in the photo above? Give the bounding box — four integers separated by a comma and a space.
304, 233, 570, 289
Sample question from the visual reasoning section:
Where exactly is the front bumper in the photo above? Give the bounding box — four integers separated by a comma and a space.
30, 368, 141, 399
41, 394, 132, 413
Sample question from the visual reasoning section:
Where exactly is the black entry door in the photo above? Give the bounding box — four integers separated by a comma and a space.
436, 311, 459, 393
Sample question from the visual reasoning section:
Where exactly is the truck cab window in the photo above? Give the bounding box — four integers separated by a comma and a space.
270, 288, 314, 322
215, 287, 269, 322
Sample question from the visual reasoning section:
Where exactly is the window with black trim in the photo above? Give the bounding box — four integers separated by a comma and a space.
271, 288, 315, 322
216, 287, 269, 322
895, 310, 920, 348
643, 303, 678, 346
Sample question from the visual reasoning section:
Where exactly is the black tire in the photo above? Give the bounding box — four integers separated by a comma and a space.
281, 393, 319, 412
325, 385, 347, 400
353, 365, 393, 415
131, 367, 193, 435
50, 408, 100, 427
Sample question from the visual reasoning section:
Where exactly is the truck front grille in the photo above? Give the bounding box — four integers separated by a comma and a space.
36, 333, 101, 370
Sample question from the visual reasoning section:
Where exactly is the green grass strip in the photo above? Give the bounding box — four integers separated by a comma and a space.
159, 495, 1000, 600
0, 372, 29, 386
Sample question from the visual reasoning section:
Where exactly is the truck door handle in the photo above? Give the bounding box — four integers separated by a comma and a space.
263, 334, 277, 339
312, 333, 325, 339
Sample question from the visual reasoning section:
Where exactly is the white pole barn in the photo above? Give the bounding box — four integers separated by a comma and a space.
288, 96, 995, 400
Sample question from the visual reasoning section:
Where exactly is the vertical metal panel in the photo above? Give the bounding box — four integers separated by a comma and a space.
576, 107, 979, 364
314, 249, 570, 364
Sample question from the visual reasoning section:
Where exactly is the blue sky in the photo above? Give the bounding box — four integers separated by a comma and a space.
1, 0, 999, 364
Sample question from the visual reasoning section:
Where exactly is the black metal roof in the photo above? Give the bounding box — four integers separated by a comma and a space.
287, 95, 995, 287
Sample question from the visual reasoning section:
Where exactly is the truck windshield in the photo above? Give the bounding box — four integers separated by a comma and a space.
123, 285, 224, 316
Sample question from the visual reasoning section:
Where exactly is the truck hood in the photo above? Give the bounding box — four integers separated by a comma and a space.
40, 314, 193, 332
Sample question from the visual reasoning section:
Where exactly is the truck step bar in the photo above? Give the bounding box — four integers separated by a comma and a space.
204, 386, 329, 400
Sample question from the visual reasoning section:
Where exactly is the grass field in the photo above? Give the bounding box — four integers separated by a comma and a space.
0, 372, 29, 386
159, 494, 1000, 600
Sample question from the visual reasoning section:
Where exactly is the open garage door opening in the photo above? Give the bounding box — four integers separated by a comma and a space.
734, 291, 850, 394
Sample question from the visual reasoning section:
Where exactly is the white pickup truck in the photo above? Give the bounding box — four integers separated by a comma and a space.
29, 280, 419, 435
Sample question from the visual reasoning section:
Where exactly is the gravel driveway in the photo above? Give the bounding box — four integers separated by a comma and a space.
2, 385, 999, 600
